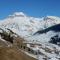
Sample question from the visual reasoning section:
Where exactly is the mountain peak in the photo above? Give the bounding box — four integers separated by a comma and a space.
46, 16, 60, 20
14, 12, 26, 16
43, 16, 60, 23
9, 12, 26, 18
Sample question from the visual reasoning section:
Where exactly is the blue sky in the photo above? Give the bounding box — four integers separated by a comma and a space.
0, 0, 60, 19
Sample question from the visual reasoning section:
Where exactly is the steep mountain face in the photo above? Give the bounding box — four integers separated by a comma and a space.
29, 24, 60, 45
43, 16, 60, 28
0, 12, 42, 37
0, 12, 60, 39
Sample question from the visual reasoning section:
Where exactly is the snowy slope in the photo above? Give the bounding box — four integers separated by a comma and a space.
0, 12, 42, 37
0, 12, 60, 39
28, 24, 60, 44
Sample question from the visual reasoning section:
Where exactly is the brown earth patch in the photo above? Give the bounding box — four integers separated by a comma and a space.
0, 47, 37, 60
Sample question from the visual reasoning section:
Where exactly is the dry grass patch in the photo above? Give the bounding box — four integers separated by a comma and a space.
0, 47, 36, 60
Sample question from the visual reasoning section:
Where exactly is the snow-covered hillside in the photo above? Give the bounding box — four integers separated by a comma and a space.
0, 12, 60, 38
0, 12, 42, 37
0, 12, 60, 44
28, 24, 60, 44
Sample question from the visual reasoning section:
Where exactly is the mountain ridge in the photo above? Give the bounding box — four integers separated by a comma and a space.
0, 12, 60, 40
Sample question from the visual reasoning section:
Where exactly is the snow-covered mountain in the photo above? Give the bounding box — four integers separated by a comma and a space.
0, 12, 42, 37
0, 12, 60, 38
0, 12, 60, 45
29, 24, 60, 43
0, 12, 60, 60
